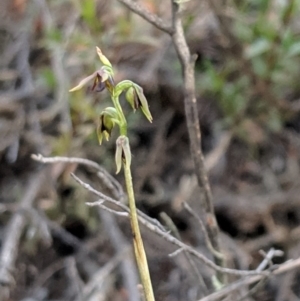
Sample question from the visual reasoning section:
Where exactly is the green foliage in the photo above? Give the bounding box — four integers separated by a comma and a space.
198, 0, 300, 137
79, 0, 102, 32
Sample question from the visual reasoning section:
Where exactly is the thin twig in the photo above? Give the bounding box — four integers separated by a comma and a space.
169, 247, 185, 258
0, 171, 44, 299
183, 202, 223, 260
77, 250, 129, 301
31, 154, 124, 200
86, 201, 129, 217
33, 155, 266, 276
100, 210, 140, 301
69, 173, 264, 277
31, 154, 164, 231
117, 0, 173, 34
197, 258, 300, 301
33, 209, 102, 261
65, 257, 84, 300
257, 249, 284, 272
234, 248, 284, 301
170, 1, 224, 279
34, 0, 72, 131
160, 212, 209, 296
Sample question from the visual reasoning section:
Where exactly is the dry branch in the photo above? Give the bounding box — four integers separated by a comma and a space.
34, 0, 72, 130
117, 0, 173, 34
198, 257, 300, 301
0, 171, 44, 300
100, 211, 140, 301
32, 154, 265, 278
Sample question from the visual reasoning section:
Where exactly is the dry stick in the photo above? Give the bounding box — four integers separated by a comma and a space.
170, 1, 224, 279
31, 154, 124, 199
78, 249, 129, 300
117, 0, 173, 34
70, 173, 264, 277
32, 154, 155, 300
160, 212, 209, 297
116, 0, 224, 281
0, 171, 44, 300
35, 0, 72, 130
31, 154, 163, 232
197, 258, 300, 301
65, 257, 84, 300
234, 249, 284, 301
32, 154, 263, 277
183, 202, 223, 261
100, 210, 140, 301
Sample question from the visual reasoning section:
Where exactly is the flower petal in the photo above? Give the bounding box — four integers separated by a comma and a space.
115, 137, 123, 174
69, 72, 97, 92
94, 81, 106, 92
96, 47, 112, 68
135, 85, 153, 122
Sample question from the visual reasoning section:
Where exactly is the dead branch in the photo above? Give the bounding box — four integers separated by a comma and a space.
0, 171, 44, 300
170, 0, 224, 276
32, 155, 266, 276
71, 173, 265, 277
100, 211, 140, 301
183, 202, 223, 260
34, 0, 72, 131
76, 250, 128, 301
197, 257, 300, 301
32, 154, 264, 277
117, 0, 173, 34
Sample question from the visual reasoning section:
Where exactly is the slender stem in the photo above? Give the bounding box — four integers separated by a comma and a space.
123, 159, 155, 301
112, 95, 127, 136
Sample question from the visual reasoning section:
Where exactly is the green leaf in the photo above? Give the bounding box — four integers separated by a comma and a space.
81, 0, 96, 26
287, 41, 300, 57
245, 39, 271, 59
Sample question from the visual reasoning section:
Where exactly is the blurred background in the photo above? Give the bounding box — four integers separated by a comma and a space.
1, 0, 300, 300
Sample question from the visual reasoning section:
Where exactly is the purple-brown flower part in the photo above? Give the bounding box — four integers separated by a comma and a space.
69, 67, 114, 93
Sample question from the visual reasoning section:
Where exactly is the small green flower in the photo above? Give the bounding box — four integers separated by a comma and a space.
69, 47, 114, 94
96, 107, 120, 144
115, 136, 131, 174
125, 84, 153, 123
97, 115, 113, 144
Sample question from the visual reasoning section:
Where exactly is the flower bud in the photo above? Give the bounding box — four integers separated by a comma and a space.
115, 136, 131, 174
134, 85, 152, 122
97, 112, 114, 144
125, 86, 139, 111
102, 107, 120, 123
96, 47, 112, 68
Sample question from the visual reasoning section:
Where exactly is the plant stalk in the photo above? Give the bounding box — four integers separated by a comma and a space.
123, 159, 155, 301
112, 95, 127, 136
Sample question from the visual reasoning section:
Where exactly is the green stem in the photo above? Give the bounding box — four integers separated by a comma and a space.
123, 160, 155, 301
112, 95, 127, 136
